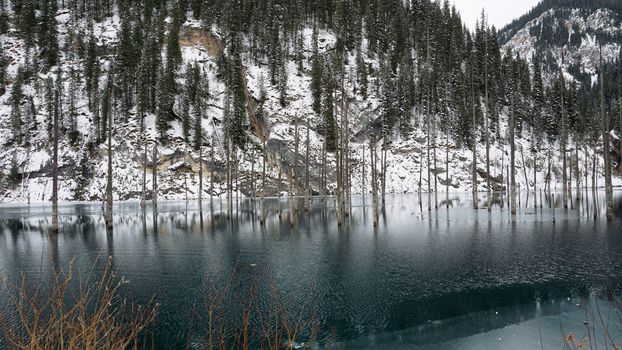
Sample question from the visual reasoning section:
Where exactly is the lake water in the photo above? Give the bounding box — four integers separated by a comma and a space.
1, 191, 622, 349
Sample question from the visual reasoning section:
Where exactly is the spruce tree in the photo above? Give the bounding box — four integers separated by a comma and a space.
39, 0, 59, 67
11, 70, 23, 144
356, 49, 368, 100
311, 51, 323, 115
322, 61, 336, 152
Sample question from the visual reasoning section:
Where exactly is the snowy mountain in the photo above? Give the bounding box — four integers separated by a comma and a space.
500, 0, 622, 86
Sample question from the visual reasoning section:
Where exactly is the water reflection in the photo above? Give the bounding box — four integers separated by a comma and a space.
0, 191, 621, 348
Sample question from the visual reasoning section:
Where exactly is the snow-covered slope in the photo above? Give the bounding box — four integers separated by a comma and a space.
501, 5, 622, 85
0, 6, 620, 204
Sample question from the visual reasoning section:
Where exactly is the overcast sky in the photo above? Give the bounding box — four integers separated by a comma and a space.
451, 0, 541, 30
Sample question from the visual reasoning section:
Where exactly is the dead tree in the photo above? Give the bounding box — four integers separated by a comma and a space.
152, 141, 158, 207
141, 136, 147, 207
560, 53, 568, 209
250, 147, 255, 199
445, 108, 450, 208
260, 138, 266, 225
600, 49, 614, 220
210, 135, 214, 206
305, 119, 311, 212
293, 120, 300, 213
52, 90, 59, 232
484, 29, 492, 212
426, 86, 432, 211
198, 144, 203, 205
510, 82, 517, 216
105, 67, 114, 231
362, 145, 366, 195
370, 135, 379, 227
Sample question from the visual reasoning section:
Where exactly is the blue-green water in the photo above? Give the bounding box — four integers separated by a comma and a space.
1, 191, 622, 349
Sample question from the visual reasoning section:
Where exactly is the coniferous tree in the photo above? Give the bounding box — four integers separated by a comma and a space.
322, 60, 336, 152
311, 49, 323, 115
39, 0, 59, 67
19, 0, 36, 46
356, 49, 368, 100
11, 70, 23, 144
8, 154, 22, 188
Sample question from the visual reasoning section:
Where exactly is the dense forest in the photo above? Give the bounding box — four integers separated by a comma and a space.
0, 0, 620, 221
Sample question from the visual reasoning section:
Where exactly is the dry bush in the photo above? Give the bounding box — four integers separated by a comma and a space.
192, 264, 318, 350
0, 256, 158, 350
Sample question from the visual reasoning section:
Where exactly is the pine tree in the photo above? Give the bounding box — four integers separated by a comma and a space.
8, 154, 22, 188
67, 66, 79, 145
39, 0, 59, 67
11, 70, 23, 144
279, 48, 288, 107
166, 3, 183, 71
156, 66, 176, 142
0, 2, 9, 34
311, 50, 323, 115
356, 49, 368, 100
322, 61, 336, 152
19, 0, 36, 46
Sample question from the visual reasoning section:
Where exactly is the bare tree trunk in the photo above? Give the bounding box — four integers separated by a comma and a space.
600, 50, 614, 220
370, 136, 378, 227
105, 72, 114, 231
250, 148, 255, 199
471, 68, 479, 209
260, 138, 266, 225
433, 116, 438, 209
305, 119, 310, 212
381, 145, 387, 206
321, 141, 326, 200
484, 33, 492, 212
510, 89, 517, 216
592, 147, 598, 192
226, 138, 232, 219
52, 90, 59, 232
210, 135, 214, 206
152, 142, 158, 208
141, 137, 147, 207
560, 58, 568, 209
293, 120, 300, 213
546, 148, 551, 193
198, 145, 203, 205
362, 146, 366, 196
427, 88, 432, 211
575, 142, 580, 199
445, 120, 449, 208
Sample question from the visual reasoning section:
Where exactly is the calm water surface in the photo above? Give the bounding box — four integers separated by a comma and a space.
1, 191, 622, 349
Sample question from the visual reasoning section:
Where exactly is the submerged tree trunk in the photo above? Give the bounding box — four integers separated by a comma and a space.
560, 60, 568, 209
370, 136, 378, 227
210, 135, 214, 206
510, 90, 517, 216
293, 120, 300, 213
260, 138, 266, 225
484, 35, 492, 212
198, 145, 203, 205
600, 50, 614, 221
427, 89, 432, 211
152, 142, 158, 208
141, 137, 147, 207
362, 146, 366, 196
433, 116, 438, 209
471, 67, 478, 209
105, 70, 114, 231
305, 119, 311, 212
445, 120, 449, 208
52, 90, 59, 232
